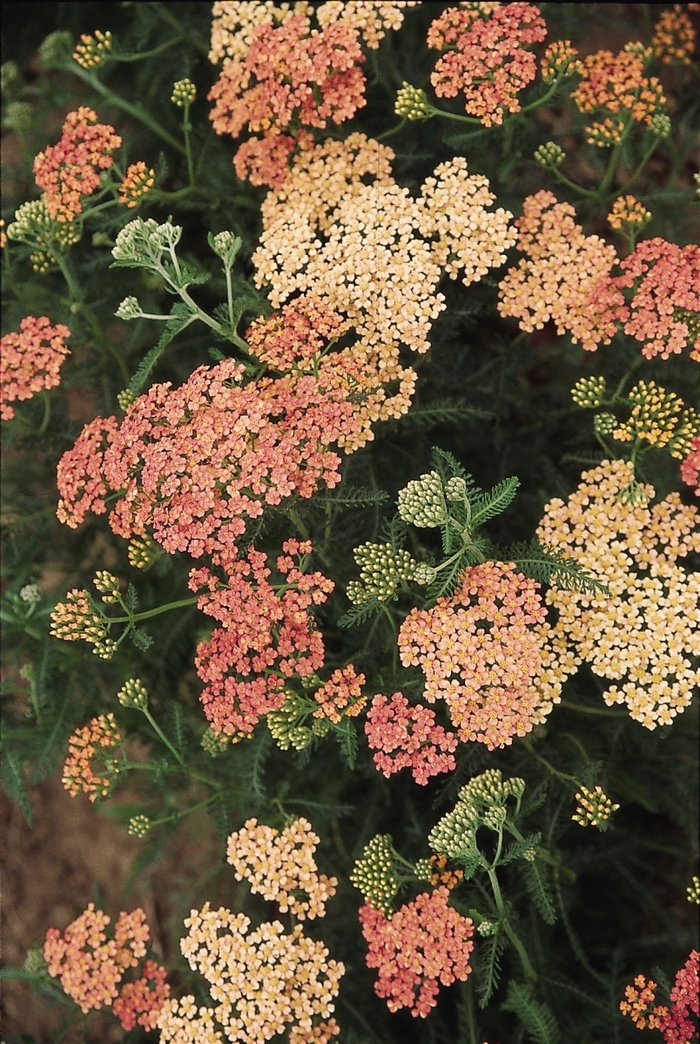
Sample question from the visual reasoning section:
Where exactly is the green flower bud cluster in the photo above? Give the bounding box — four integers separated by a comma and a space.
428, 799, 478, 859
572, 785, 619, 828
350, 835, 399, 915
94, 570, 121, 604
571, 375, 607, 408
30, 251, 57, 274
429, 770, 525, 858
201, 727, 230, 757
23, 947, 48, 976
413, 858, 433, 882
128, 814, 151, 838
172, 78, 197, 107
115, 296, 144, 321
8, 199, 81, 253
118, 388, 137, 411
687, 876, 700, 904
594, 412, 617, 435
210, 230, 242, 268
117, 678, 149, 711
112, 217, 182, 266
19, 584, 41, 606
346, 543, 418, 604
445, 476, 468, 501
462, 768, 525, 808
267, 691, 314, 751
39, 31, 73, 68
413, 562, 437, 585
397, 471, 447, 528
649, 112, 671, 138
476, 920, 496, 937
534, 141, 565, 168
127, 535, 162, 570
394, 82, 430, 120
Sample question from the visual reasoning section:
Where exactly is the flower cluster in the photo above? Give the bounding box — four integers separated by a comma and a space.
313, 664, 367, 722
118, 161, 156, 208
428, 769, 526, 857
33, 107, 121, 222
226, 817, 337, 920
50, 588, 117, 659
44, 903, 167, 1030
72, 29, 113, 70
398, 561, 573, 749
395, 81, 430, 119
190, 542, 332, 736
607, 194, 652, 231
61, 713, 122, 800
681, 437, 700, 496
571, 785, 620, 828
537, 459, 700, 728
359, 886, 474, 1017
157, 901, 343, 1044
57, 298, 411, 560
620, 950, 699, 1043
254, 136, 514, 360
652, 4, 697, 65
171, 77, 197, 106
208, 13, 365, 187
427, 4, 547, 127
571, 46, 666, 145
611, 380, 699, 457
1, 315, 70, 420
7, 197, 82, 259
365, 693, 457, 785
497, 190, 625, 351
540, 39, 581, 83
346, 543, 418, 603
315, 1, 420, 49
350, 835, 399, 915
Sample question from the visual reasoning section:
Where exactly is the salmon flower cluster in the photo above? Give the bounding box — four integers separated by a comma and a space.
652, 4, 697, 65
571, 45, 666, 146
118, 161, 156, 208
33, 107, 121, 222
620, 950, 699, 1042
44, 903, 168, 1030
681, 437, 700, 496
61, 712, 122, 800
398, 561, 576, 749
365, 692, 458, 784
427, 3, 547, 127
1, 315, 70, 420
537, 459, 700, 729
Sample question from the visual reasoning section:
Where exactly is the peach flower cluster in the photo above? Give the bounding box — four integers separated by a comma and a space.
313, 664, 367, 722
62, 712, 122, 800
1, 315, 71, 420
44, 904, 167, 1030
427, 3, 547, 127
157, 901, 343, 1044
620, 950, 699, 1043
571, 46, 665, 145
56, 299, 410, 565
681, 437, 700, 496
190, 541, 332, 737
118, 161, 156, 208
359, 886, 474, 1017
364, 692, 458, 784
33, 107, 121, 222
208, 12, 365, 187
226, 817, 337, 920
607, 194, 651, 231
315, 1, 420, 49
537, 459, 700, 729
254, 135, 514, 360
398, 561, 574, 749
652, 4, 697, 65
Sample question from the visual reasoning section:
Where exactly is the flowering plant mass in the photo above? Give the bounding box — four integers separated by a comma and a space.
1, 3, 698, 1044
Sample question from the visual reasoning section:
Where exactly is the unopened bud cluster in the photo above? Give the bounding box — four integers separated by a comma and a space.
571, 376, 607, 408
118, 388, 138, 411
115, 296, 144, 322
428, 770, 525, 858
572, 785, 620, 828
50, 590, 117, 659
72, 30, 113, 70
171, 78, 196, 107
128, 814, 151, 837
347, 543, 418, 604
117, 678, 149, 711
649, 112, 671, 137
94, 570, 121, 604
534, 141, 565, 168
687, 876, 700, 904
613, 380, 699, 457
594, 412, 617, 435
394, 83, 430, 120
127, 535, 162, 571
8, 199, 81, 256
267, 691, 314, 751
350, 835, 399, 915
118, 162, 156, 209
398, 471, 447, 528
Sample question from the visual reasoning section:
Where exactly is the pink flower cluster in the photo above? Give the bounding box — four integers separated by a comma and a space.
499, 192, 700, 360
209, 13, 365, 187
56, 299, 400, 566
44, 903, 169, 1030
190, 541, 333, 737
427, 3, 547, 126
365, 692, 457, 784
1, 315, 71, 420
398, 561, 560, 749
359, 886, 474, 1017
681, 437, 700, 496
620, 950, 698, 1043
313, 664, 367, 722
33, 107, 121, 222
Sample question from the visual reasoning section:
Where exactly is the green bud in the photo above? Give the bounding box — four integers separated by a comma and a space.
117, 678, 149, 711
350, 835, 399, 915
593, 412, 617, 435
394, 82, 430, 120
171, 78, 197, 107
534, 142, 565, 168
571, 375, 607, 408
128, 814, 152, 838
398, 471, 446, 528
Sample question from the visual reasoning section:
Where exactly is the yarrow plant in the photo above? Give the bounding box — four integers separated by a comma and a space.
2, 4, 698, 1044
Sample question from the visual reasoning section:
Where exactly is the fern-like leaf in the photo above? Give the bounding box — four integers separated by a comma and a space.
338, 597, 383, 629
1, 749, 34, 825
399, 399, 493, 428
500, 832, 542, 866
469, 476, 520, 528
524, 858, 557, 924
503, 982, 561, 1044
506, 540, 609, 596
475, 932, 506, 1008
129, 303, 196, 394
313, 487, 389, 506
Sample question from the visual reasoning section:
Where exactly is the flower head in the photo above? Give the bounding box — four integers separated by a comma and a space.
50, 590, 117, 659
620, 950, 699, 1042
62, 713, 122, 800
572, 785, 620, 828
1, 315, 70, 420
571, 47, 666, 144
118, 161, 156, 208
72, 30, 113, 70
365, 692, 457, 784
681, 437, 700, 496
652, 4, 696, 65
607, 194, 652, 231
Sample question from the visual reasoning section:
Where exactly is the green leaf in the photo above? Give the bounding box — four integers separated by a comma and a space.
338, 597, 383, 629
2, 749, 34, 825
475, 932, 506, 1008
502, 982, 560, 1044
398, 399, 493, 428
524, 858, 557, 924
130, 627, 153, 652
506, 540, 609, 596
469, 476, 520, 528
333, 720, 358, 769
129, 303, 196, 394
312, 486, 389, 506
500, 832, 542, 865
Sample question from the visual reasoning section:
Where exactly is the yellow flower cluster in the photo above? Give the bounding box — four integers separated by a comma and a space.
50, 589, 117, 659
315, 1, 420, 48
612, 380, 700, 458
607, 194, 652, 231
253, 135, 514, 360
72, 29, 112, 70
537, 459, 700, 729
572, 785, 620, 828
157, 902, 343, 1044
226, 818, 338, 920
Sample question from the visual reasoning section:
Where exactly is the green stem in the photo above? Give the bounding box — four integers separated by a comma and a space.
112, 37, 180, 63
550, 165, 598, 199
68, 64, 186, 154
151, 793, 219, 825
485, 865, 537, 982
610, 134, 662, 200
150, 1, 210, 57
110, 595, 199, 624
182, 101, 195, 187
36, 392, 51, 436
427, 104, 482, 125
54, 254, 130, 385
376, 117, 409, 141
519, 74, 567, 115
521, 737, 580, 785
558, 700, 628, 717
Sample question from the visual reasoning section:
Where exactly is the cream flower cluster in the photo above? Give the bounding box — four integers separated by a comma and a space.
226, 817, 338, 920
537, 459, 699, 728
157, 902, 343, 1044
253, 135, 514, 359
